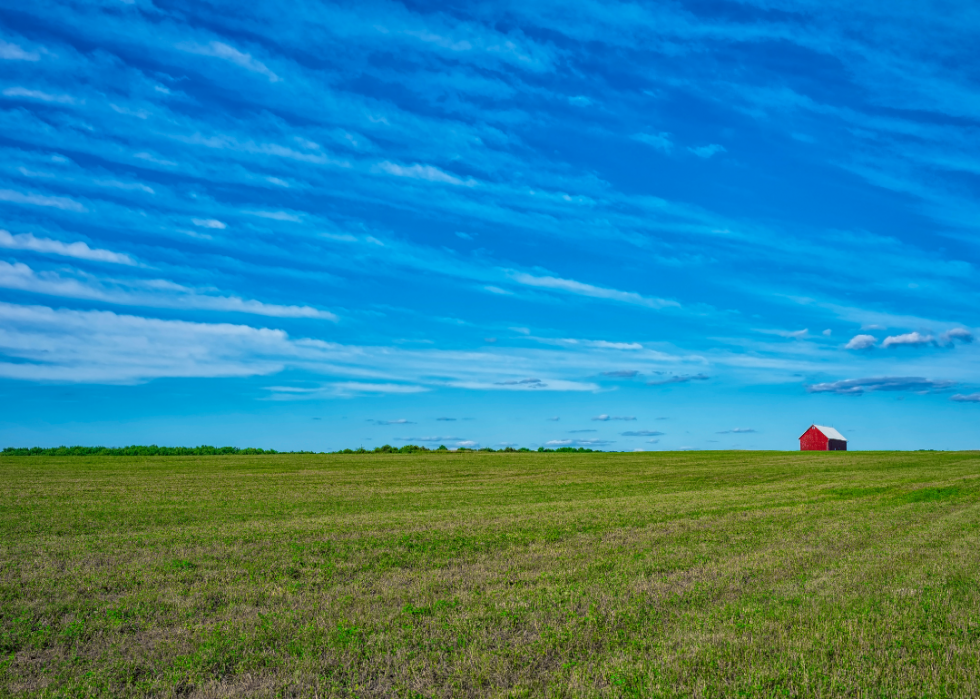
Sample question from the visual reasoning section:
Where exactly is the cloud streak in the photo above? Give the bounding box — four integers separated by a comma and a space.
508, 272, 677, 309
0, 261, 337, 320
646, 373, 709, 386
0, 230, 135, 265
178, 41, 280, 82
806, 377, 956, 395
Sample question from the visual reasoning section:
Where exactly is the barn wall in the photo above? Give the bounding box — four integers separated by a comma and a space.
828, 439, 847, 451
800, 427, 828, 451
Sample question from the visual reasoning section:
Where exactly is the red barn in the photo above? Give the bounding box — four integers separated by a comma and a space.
799, 424, 847, 451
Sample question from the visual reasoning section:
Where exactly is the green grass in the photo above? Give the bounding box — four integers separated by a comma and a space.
1, 450, 979, 697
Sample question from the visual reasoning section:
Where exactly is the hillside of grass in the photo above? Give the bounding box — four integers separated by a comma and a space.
1, 450, 979, 697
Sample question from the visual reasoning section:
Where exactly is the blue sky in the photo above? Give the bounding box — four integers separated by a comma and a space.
2, 0, 979, 451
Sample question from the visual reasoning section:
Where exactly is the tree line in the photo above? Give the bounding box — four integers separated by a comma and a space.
1, 444, 599, 456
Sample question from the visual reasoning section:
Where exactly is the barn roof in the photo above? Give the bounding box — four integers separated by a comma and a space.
810, 424, 847, 441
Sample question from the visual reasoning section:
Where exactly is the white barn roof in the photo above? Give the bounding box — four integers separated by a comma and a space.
813, 424, 847, 441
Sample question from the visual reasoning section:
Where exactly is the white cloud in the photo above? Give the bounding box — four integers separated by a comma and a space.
179, 229, 213, 240
398, 435, 461, 442
806, 376, 955, 395
265, 383, 430, 399
0, 189, 85, 212
377, 161, 470, 186
0, 261, 337, 320
556, 338, 643, 350
882, 331, 933, 348
688, 144, 726, 158
508, 272, 677, 309
546, 438, 614, 447
758, 328, 808, 339
0, 295, 709, 390
449, 378, 598, 391
0, 302, 291, 383
336, 383, 427, 394
483, 285, 514, 295
845, 334, 877, 350
951, 393, 980, 403
178, 41, 280, 82
192, 218, 227, 229
0, 230, 135, 265
245, 210, 302, 222
134, 152, 177, 167
0, 41, 40, 61
2, 87, 73, 103
632, 132, 673, 153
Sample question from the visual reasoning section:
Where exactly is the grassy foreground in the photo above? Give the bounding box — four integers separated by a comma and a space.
1, 451, 979, 698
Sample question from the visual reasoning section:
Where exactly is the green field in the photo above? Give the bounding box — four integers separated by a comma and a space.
2, 451, 979, 697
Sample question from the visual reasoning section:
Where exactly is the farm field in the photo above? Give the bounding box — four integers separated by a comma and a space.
1, 451, 979, 698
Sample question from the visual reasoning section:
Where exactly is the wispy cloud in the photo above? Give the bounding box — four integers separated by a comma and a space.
592, 414, 636, 421
688, 144, 726, 158
483, 285, 514, 295
330, 383, 428, 396
494, 377, 545, 386
2, 87, 74, 104
759, 328, 808, 339
0, 261, 337, 320
602, 370, 639, 377
633, 132, 673, 153
0, 230, 135, 265
0, 301, 291, 383
508, 272, 677, 309
246, 210, 303, 222
0, 188, 85, 211
450, 378, 598, 391
716, 428, 757, 434
545, 439, 614, 447
192, 218, 226, 229
377, 161, 469, 186
177, 41, 280, 82
950, 394, 980, 403
621, 430, 664, 436
369, 418, 416, 425
0, 41, 41, 61
396, 435, 459, 442
806, 376, 956, 395
646, 373, 709, 386
555, 338, 643, 350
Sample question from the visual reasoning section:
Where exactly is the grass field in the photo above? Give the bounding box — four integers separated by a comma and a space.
1, 451, 979, 698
